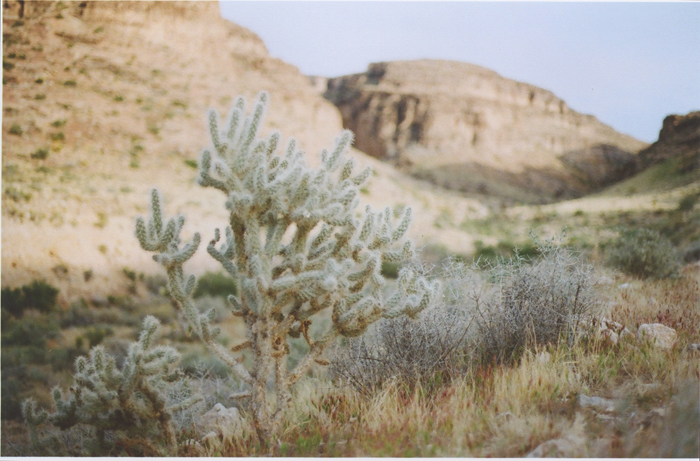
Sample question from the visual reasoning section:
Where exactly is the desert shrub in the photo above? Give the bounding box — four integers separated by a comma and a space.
1, 280, 60, 318
145, 273, 169, 295
452, 239, 599, 365
9, 123, 22, 135
31, 147, 49, 159
678, 192, 699, 212
1, 287, 24, 317
331, 300, 470, 395
605, 228, 680, 279
192, 271, 237, 298
81, 324, 114, 348
472, 239, 539, 267
1, 316, 60, 350
2, 376, 25, 421
23, 280, 60, 312
48, 346, 82, 372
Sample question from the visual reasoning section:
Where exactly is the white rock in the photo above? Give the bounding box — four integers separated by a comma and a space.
637, 323, 677, 350
526, 414, 588, 457
196, 403, 242, 437
578, 394, 615, 413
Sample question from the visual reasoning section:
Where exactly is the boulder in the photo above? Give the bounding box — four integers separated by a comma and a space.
637, 324, 677, 350
196, 403, 242, 437
526, 414, 588, 457
578, 394, 616, 413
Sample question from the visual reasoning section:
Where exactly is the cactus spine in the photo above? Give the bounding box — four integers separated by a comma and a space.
135, 91, 439, 442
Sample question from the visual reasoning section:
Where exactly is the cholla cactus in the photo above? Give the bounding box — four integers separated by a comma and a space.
135, 91, 439, 441
23, 316, 198, 456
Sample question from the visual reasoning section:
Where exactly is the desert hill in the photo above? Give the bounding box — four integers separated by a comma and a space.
2, 1, 487, 302
638, 111, 700, 173
324, 60, 648, 203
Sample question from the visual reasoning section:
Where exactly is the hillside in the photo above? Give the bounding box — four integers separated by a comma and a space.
2, 1, 487, 302
324, 60, 648, 203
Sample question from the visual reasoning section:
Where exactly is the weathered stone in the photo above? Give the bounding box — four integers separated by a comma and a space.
526, 414, 589, 457
196, 403, 242, 437
578, 394, 615, 413
637, 324, 677, 350
325, 60, 647, 202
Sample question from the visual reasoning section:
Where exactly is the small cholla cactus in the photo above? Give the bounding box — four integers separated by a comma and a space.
22, 316, 199, 456
136, 91, 439, 441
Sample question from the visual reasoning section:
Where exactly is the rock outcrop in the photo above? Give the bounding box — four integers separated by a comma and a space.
325, 60, 648, 202
2, 2, 488, 300
638, 111, 700, 173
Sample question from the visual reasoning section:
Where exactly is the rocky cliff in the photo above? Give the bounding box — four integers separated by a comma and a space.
638, 111, 700, 173
2, 2, 488, 300
325, 60, 648, 202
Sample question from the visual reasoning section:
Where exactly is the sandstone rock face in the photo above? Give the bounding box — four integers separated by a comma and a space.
2, 2, 488, 300
637, 323, 677, 350
325, 60, 648, 202
638, 111, 700, 173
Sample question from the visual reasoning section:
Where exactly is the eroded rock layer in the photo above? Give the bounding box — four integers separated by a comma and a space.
325, 60, 648, 202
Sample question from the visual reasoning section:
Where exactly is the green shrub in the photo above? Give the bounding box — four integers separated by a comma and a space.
34, 93, 46, 100
1, 316, 60, 349
62, 80, 77, 87
1, 280, 59, 317
472, 239, 539, 267
3, 60, 15, 71
81, 324, 114, 348
122, 267, 137, 282
192, 271, 237, 298
9, 123, 22, 135
184, 159, 197, 169
605, 228, 680, 279
31, 148, 49, 160
50, 132, 65, 141
678, 193, 699, 212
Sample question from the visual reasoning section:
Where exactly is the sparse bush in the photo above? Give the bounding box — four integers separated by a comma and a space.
62, 80, 77, 87
31, 147, 49, 159
605, 228, 680, 279
50, 132, 65, 141
34, 93, 46, 100
9, 123, 22, 135
454, 238, 599, 365
184, 159, 198, 169
192, 271, 237, 298
136, 91, 438, 441
22, 316, 200, 456
122, 267, 137, 282
331, 300, 469, 395
81, 324, 114, 348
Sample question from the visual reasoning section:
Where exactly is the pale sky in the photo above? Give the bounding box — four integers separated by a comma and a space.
219, 1, 700, 143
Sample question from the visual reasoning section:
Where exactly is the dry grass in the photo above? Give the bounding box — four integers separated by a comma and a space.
141, 264, 698, 458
